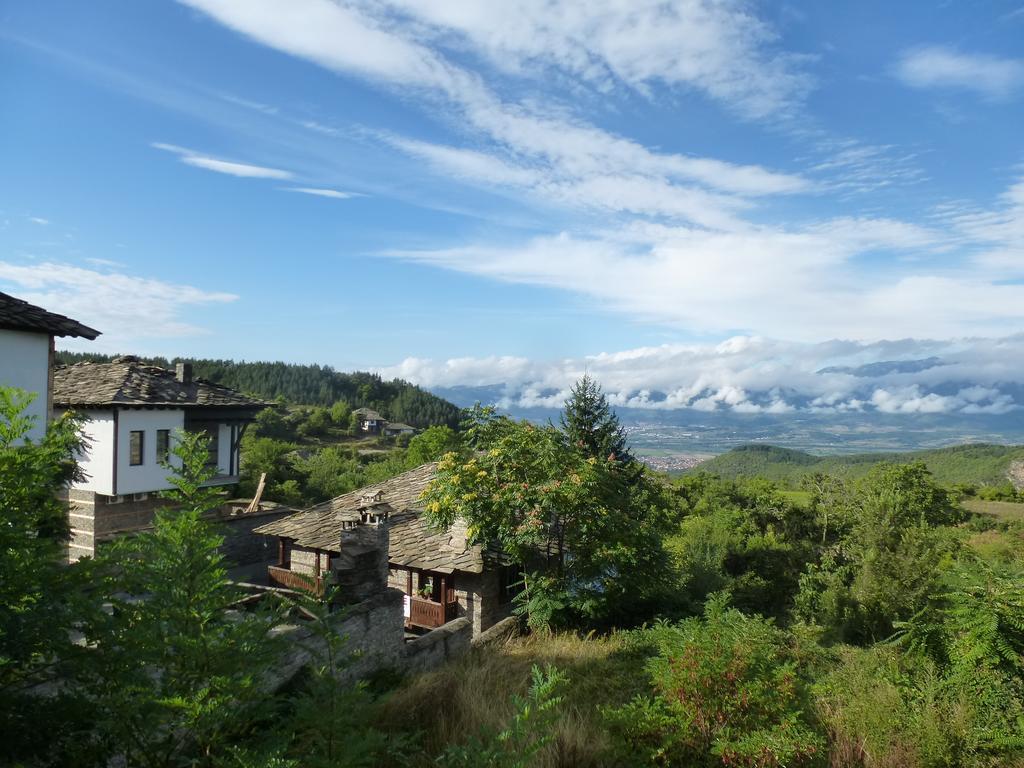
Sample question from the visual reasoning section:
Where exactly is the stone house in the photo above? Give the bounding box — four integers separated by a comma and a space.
352, 407, 385, 434
53, 356, 270, 560
0, 291, 99, 440
254, 462, 519, 635
382, 421, 416, 438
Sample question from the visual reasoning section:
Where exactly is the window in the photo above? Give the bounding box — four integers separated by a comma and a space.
156, 429, 171, 463
129, 430, 144, 466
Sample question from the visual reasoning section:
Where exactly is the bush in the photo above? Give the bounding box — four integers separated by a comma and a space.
605, 595, 823, 767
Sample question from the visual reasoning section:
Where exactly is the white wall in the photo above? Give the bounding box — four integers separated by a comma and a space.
115, 409, 185, 495
70, 410, 116, 495
0, 329, 50, 441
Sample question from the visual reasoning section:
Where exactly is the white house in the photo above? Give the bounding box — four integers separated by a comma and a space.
0, 291, 100, 440
353, 407, 385, 434
54, 356, 267, 560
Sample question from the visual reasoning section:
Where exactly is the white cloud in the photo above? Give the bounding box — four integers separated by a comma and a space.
387, 222, 1020, 341
895, 46, 1024, 100
284, 187, 361, 199
173, 1, 1023, 346
379, 335, 1024, 416
179, 0, 811, 232
152, 142, 293, 179
372, 0, 813, 119
0, 261, 238, 348
28, 216, 49, 225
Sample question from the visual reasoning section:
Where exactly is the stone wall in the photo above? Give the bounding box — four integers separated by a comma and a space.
471, 615, 521, 648
404, 617, 473, 676
265, 587, 474, 691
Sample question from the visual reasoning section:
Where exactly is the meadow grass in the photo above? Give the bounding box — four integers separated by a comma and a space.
963, 498, 1024, 521
375, 631, 652, 767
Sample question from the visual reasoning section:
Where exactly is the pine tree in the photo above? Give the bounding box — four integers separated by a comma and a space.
559, 375, 632, 463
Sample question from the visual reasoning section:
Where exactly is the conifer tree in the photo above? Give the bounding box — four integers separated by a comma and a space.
559, 375, 632, 463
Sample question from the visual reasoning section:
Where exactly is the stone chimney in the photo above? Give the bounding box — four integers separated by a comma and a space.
448, 516, 470, 552
175, 362, 193, 384
329, 502, 392, 604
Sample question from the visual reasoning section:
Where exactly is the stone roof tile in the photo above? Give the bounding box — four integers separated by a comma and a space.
254, 462, 492, 574
0, 291, 100, 339
53, 358, 267, 410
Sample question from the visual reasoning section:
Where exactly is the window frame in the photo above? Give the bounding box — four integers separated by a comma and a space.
156, 429, 171, 464
129, 430, 144, 466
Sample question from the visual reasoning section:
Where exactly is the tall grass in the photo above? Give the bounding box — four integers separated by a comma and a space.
375, 632, 651, 767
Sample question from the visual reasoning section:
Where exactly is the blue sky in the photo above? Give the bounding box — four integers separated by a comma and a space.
2, 1, 1023, 413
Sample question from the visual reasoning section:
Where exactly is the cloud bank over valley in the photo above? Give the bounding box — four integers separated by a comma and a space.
382, 335, 1024, 420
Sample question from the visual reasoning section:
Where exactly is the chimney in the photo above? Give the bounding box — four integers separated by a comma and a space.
332, 509, 392, 603
175, 362, 193, 384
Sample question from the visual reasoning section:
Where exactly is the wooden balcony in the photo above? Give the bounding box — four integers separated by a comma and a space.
407, 596, 458, 629
268, 565, 324, 596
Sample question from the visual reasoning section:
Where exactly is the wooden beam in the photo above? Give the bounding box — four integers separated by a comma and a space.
244, 472, 266, 514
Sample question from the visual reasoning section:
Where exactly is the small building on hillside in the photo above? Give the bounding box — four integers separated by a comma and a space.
254, 462, 519, 635
0, 291, 99, 440
54, 356, 268, 560
353, 407, 385, 434
382, 421, 416, 438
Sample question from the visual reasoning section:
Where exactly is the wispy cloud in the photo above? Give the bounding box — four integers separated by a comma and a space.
28, 216, 50, 225
385, 174, 1024, 341
283, 187, 361, 199
151, 142, 293, 179
371, 0, 814, 120
895, 46, 1024, 100
0, 261, 237, 347
178, 0, 812, 231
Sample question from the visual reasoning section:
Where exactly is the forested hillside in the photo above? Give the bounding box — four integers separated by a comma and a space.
692, 442, 1024, 488
55, 352, 461, 428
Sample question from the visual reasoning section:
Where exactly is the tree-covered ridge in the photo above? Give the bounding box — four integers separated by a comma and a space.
691, 442, 1024, 489
54, 351, 462, 428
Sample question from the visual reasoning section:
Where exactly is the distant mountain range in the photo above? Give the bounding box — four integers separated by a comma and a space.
431, 377, 1024, 455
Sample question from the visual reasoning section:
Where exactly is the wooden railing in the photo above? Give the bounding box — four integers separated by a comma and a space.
268, 565, 324, 596
408, 596, 457, 629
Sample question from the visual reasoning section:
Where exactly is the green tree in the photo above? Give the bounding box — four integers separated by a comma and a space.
423, 408, 670, 630
0, 388, 98, 763
250, 405, 296, 441
329, 400, 352, 427
559, 375, 631, 463
405, 425, 461, 466
239, 436, 304, 500
302, 446, 365, 501
298, 406, 332, 439
81, 431, 284, 767
796, 462, 965, 643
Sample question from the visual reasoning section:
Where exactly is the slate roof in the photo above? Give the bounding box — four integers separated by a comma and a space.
254, 462, 489, 574
353, 407, 383, 420
0, 291, 100, 339
383, 422, 415, 432
53, 357, 267, 410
